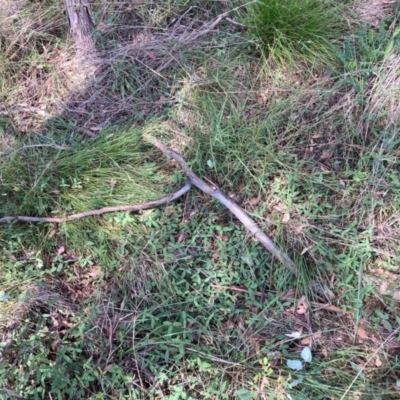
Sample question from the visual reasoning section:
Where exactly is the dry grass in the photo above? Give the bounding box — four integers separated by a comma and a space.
354, 0, 397, 26
1, 1, 400, 398
365, 53, 400, 130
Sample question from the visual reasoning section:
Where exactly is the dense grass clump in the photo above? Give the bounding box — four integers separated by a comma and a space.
246, 0, 344, 65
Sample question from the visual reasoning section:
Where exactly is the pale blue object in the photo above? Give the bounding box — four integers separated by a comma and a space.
287, 359, 303, 371
301, 346, 312, 362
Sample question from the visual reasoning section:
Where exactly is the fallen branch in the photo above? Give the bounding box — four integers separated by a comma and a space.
0, 182, 192, 224
1, 137, 296, 274
147, 137, 297, 275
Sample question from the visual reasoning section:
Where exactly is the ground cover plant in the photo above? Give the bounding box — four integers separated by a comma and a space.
1, 0, 400, 399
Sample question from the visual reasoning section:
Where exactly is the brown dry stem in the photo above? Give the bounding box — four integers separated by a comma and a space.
147, 137, 297, 275
0, 182, 192, 224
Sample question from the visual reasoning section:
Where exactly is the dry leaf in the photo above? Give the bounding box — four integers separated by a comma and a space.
273, 203, 285, 213
356, 327, 368, 341
88, 267, 102, 278
282, 288, 297, 301
296, 296, 308, 314
144, 51, 156, 60
379, 281, 389, 294
285, 331, 302, 339
375, 357, 382, 367
249, 193, 261, 206
282, 212, 290, 224
320, 151, 332, 159
89, 126, 102, 131
177, 233, 186, 243
57, 246, 65, 255
393, 291, 400, 302
301, 245, 314, 255
300, 337, 311, 345
295, 224, 307, 234
312, 332, 322, 341
321, 348, 328, 358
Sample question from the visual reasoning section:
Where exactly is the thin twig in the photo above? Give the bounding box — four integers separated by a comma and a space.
16, 144, 71, 151
0, 182, 191, 224
147, 137, 297, 275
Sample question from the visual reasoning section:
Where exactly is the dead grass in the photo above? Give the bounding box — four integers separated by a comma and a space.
1, 0, 400, 398
354, 0, 397, 26
365, 52, 400, 130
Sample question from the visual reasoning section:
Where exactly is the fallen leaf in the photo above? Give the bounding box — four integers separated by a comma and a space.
301, 245, 314, 255
287, 359, 303, 371
104, 364, 113, 372
57, 246, 65, 255
89, 126, 103, 131
249, 194, 261, 206
312, 133, 322, 139
285, 331, 302, 339
320, 151, 332, 159
311, 303, 343, 313
144, 51, 156, 60
295, 224, 307, 234
321, 348, 328, 358
296, 296, 308, 314
301, 346, 312, 362
177, 233, 186, 243
273, 203, 285, 213
375, 357, 382, 367
379, 281, 388, 294
393, 291, 400, 302
282, 212, 290, 224
300, 337, 311, 345
356, 327, 368, 341
88, 267, 102, 278
282, 288, 297, 301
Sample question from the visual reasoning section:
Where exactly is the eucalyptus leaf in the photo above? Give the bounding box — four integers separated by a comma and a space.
301, 346, 312, 362
287, 359, 303, 371
290, 377, 304, 388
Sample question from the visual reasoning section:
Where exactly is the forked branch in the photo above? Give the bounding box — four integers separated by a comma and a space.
147, 137, 297, 275
0, 138, 296, 275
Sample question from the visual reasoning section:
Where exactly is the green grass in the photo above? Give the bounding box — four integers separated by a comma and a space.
1, 0, 400, 399
245, 0, 346, 66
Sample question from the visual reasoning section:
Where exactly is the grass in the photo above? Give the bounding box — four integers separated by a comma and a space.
245, 0, 345, 66
1, 0, 400, 399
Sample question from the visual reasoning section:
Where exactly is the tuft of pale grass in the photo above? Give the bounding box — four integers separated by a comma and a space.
365, 52, 400, 131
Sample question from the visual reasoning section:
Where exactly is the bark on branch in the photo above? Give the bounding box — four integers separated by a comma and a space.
147, 137, 297, 275
0, 182, 191, 224
65, 0, 95, 53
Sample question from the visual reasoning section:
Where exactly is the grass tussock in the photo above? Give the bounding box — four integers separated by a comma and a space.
246, 0, 345, 66
1, 0, 400, 399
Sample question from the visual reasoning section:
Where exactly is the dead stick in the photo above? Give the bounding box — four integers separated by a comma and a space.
148, 138, 297, 275
0, 181, 192, 224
